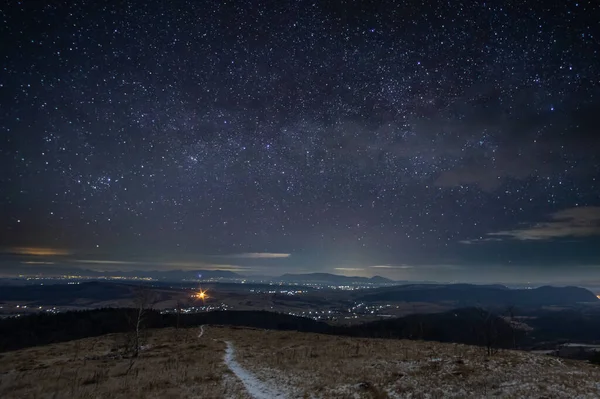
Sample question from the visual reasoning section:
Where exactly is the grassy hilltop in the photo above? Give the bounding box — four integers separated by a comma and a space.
2, 326, 600, 398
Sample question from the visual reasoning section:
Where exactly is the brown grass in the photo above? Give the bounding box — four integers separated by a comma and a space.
0, 328, 250, 399
2, 326, 600, 398
207, 326, 600, 398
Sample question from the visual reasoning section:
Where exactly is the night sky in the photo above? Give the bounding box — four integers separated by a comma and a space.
1, 1, 599, 282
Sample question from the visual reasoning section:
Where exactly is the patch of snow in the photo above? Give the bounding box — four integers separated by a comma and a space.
561, 343, 600, 348
224, 341, 289, 399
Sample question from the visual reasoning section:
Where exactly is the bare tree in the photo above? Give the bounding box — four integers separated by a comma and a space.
476, 307, 499, 356
123, 285, 157, 371
505, 304, 517, 349
176, 300, 182, 330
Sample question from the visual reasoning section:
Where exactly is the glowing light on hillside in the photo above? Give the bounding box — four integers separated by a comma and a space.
194, 289, 208, 301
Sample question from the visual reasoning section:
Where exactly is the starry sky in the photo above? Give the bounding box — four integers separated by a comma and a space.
1, 1, 599, 282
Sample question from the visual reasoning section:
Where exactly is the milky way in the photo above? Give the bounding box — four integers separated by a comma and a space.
1, 1, 599, 279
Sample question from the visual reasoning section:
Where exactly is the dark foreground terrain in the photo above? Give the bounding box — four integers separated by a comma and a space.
2, 325, 600, 398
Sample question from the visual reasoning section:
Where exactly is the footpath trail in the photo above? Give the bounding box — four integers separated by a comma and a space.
197, 325, 290, 399
223, 340, 290, 399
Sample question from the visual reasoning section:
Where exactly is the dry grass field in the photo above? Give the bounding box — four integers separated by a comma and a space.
212, 326, 600, 398
2, 325, 600, 398
0, 327, 251, 399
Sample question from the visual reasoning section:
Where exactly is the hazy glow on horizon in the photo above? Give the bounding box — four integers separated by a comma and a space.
7, 247, 71, 257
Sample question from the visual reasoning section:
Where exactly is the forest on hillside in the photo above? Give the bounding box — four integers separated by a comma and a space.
3, 306, 599, 353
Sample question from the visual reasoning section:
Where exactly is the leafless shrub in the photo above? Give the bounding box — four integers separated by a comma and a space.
121, 285, 158, 373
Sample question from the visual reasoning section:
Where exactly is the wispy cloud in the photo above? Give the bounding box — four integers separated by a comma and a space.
72, 259, 252, 272
5, 247, 71, 256
163, 262, 251, 271
334, 267, 365, 271
459, 237, 503, 244
219, 252, 291, 259
370, 265, 413, 269
21, 261, 56, 265
467, 206, 600, 242
75, 259, 141, 265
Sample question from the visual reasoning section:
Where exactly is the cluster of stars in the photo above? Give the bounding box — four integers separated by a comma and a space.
1, 1, 598, 264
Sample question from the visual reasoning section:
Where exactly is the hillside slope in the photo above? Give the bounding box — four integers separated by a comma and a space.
1, 326, 600, 398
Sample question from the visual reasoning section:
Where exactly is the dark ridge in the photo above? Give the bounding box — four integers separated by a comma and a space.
0, 282, 134, 305
278, 273, 394, 284
358, 284, 598, 306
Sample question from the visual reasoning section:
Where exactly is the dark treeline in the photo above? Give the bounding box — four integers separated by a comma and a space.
0, 309, 331, 352
527, 309, 600, 343
2, 307, 599, 353
334, 308, 524, 349
0, 308, 158, 352
0, 307, 517, 352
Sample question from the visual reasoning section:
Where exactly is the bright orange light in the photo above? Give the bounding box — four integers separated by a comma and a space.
194, 289, 208, 300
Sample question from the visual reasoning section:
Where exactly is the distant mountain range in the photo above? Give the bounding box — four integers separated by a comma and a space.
1, 266, 396, 284
276, 272, 395, 285
357, 283, 599, 307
